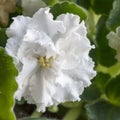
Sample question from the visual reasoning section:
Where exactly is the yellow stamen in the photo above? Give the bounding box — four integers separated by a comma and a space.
39, 56, 55, 68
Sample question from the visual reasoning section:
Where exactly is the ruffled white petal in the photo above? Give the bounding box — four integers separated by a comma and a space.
17, 29, 58, 59
57, 13, 80, 33
107, 26, 120, 61
6, 16, 31, 38
53, 73, 83, 103
29, 71, 56, 112
5, 16, 31, 69
63, 58, 96, 87
28, 8, 66, 38
56, 31, 92, 70
56, 14, 87, 39
14, 58, 38, 100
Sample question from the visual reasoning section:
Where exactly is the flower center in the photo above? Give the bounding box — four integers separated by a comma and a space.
39, 56, 55, 68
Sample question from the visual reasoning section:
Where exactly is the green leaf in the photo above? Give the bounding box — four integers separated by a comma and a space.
50, 2, 87, 20
92, 0, 114, 14
62, 101, 81, 108
0, 47, 18, 120
0, 28, 7, 47
95, 15, 116, 66
76, 0, 91, 9
106, 0, 120, 30
42, 0, 58, 5
81, 83, 101, 102
63, 108, 80, 120
105, 75, 120, 107
48, 105, 59, 113
85, 9, 99, 43
94, 72, 110, 93
22, 117, 58, 120
86, 99, 120, 120
63, 102, 88, 120
16, 6, 23, 15
107, 62, 120, 77
97, 62, 120, 78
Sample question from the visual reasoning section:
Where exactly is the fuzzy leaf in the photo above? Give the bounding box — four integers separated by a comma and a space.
50, 2, 87, 20
42, 0, 58, 5
22, 117, 58, 120
63, 108, 80, 120
105, 75, 120, 107
0, 28, 7, 47
81, 83, 101, 102
95, 15, 116, 66
92, 0, 114, 14
106, 0, 120, 30
76, 0, 91, 9
86, 100, 120, 120
0, 47, 18, 120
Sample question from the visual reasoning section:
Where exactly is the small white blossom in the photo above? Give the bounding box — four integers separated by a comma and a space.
5, 8, 96, 112
22, 0, 46, 16
107, 26, 120, 61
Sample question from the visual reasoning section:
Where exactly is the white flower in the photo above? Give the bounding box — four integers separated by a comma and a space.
22, 0, 46, 16
5, 8, 96, 112
107, 26, 120, 61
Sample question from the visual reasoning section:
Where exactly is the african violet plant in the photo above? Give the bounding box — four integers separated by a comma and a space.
0, 0, 120, 120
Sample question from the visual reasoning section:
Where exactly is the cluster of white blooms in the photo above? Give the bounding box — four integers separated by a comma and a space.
5, 7, 96, 112
107, 27, 120, 61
